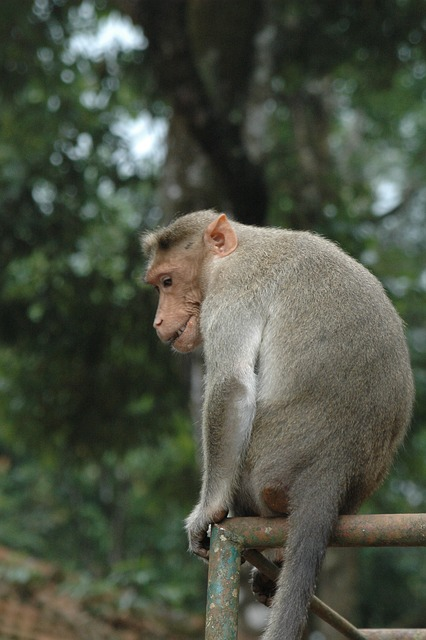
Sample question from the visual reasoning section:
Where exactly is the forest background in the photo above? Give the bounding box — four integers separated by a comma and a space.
0, 0, 425, 638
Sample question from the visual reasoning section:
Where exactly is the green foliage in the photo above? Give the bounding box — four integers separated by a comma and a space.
0, 426, 204, 609
0, 0, 183, 456
0, 0, 204, 615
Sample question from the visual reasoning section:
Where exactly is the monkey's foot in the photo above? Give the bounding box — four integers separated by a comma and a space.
251, 562, 282, 607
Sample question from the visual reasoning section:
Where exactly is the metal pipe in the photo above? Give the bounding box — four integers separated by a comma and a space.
206, 524, 242, 640
217, 513, 426, 548
204, 514, 426, 640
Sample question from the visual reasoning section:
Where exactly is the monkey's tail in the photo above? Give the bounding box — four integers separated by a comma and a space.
263, 478, 341, 640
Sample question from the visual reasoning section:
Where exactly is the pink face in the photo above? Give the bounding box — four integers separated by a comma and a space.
144, 213, 239, 353
145, 249, 203, 353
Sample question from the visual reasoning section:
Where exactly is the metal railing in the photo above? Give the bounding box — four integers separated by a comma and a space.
205, 513, 426, 640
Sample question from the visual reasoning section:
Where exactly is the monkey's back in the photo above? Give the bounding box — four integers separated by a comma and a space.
230, 227, 414, 515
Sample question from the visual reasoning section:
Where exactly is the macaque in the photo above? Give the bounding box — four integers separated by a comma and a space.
142, 210, 414, 640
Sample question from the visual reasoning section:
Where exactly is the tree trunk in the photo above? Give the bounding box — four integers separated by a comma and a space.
116, 0, 269, 224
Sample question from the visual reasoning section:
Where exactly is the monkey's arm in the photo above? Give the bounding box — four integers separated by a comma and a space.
185, 318, 260, 559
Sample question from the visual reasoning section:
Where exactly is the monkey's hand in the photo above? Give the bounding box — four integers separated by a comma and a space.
185, 502, 228, 560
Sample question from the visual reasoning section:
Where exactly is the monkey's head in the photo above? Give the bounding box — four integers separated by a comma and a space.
142, 210, 238, 353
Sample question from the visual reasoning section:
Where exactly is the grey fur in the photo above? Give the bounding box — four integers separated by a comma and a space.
144, 212, 414, 640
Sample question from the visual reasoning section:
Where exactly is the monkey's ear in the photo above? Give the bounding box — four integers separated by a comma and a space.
204, 214, 238, 257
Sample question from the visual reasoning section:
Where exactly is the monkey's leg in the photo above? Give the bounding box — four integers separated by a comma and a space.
248, 484, 289, 605
244, 485, 289, 605
250, 556, 283, 607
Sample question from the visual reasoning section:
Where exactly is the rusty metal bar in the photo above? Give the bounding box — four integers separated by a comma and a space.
243, 549, 368, 640
215, 513, 426, 548
204, 514, 426, 640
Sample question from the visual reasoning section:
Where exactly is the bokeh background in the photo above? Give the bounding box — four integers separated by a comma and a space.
0, 1, 425, 638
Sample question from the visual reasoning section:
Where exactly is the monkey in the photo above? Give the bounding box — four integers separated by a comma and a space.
142, 210, 414, 640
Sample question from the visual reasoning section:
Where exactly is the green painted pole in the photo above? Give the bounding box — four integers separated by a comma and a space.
205, 525, 242, 640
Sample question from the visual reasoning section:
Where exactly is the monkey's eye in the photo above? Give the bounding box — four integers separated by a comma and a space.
162, 277, 173, 288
